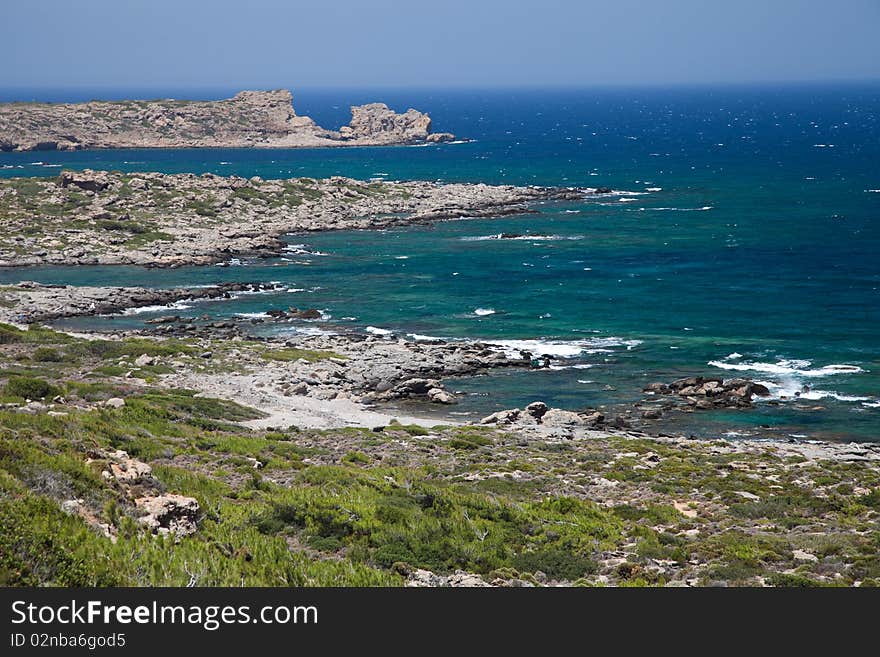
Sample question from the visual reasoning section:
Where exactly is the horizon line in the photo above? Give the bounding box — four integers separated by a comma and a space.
2, 77, 880, 95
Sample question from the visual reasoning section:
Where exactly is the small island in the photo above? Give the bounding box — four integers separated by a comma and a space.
0, 89, 457, 152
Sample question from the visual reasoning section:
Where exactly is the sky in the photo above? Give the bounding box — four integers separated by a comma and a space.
2, 0, 879, 90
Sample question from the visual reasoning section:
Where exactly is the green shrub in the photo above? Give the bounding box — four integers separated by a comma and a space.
32, 347, 64, 362
766, 573, 836, 588
342, 451, 371, 465
448, 430, 493, 450
5, 376, 60, 400
512, 548, 596, 580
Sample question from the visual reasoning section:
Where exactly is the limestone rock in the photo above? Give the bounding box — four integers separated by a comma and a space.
134, 354, 155, 367
135, 494, 200, 536
428, 388, 455, 404
341, 103, 438, 145
406, 569, 491, 587
101, 449, 152, 484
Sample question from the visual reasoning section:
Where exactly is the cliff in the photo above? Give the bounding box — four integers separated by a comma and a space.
0, 89, 456, 151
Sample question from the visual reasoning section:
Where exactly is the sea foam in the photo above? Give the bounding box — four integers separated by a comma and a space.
486, 337, 641, 359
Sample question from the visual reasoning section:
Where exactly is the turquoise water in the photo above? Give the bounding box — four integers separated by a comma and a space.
2, 85, 879, 441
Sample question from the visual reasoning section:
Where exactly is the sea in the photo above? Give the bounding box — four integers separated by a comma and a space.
1, 84, 878, 442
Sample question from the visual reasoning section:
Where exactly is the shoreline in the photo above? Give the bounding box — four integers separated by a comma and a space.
2, 308, 879, 586
0, 169, 590, 268
0, 280, 873, 449
4, 300, 878, 460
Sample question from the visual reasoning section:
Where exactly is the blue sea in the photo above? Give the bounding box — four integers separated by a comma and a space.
2, 84, 879, 442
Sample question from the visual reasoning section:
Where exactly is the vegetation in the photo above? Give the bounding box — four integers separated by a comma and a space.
0, 323, 878, 587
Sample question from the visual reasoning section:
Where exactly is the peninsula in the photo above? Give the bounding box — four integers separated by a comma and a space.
0, 169, 587, 267
0, 89, 457, 152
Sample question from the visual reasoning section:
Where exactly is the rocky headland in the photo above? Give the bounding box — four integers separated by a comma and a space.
0, 90, 457, 152
0, 169, 588, 267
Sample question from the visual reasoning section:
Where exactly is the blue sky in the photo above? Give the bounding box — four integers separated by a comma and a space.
3, 0, 879, 89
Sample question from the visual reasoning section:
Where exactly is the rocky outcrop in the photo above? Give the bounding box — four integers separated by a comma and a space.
478, 401, 625, 439
81, 448, 201, 538
134, 494, 200, 537
643, 376, 771, 409
339, 103, 454, 145
0, 90, 457, 151
405, 569, 491, 587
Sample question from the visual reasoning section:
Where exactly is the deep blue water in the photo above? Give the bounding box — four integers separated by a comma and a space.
2, 84, 879, 441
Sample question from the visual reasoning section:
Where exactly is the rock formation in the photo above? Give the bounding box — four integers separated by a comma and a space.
643, 376, 771, 409
0, 89, 457, 151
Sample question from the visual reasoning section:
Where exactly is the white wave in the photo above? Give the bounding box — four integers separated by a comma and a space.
473, 308, 496, 316
634, 206, 713, 212
407, 333, 445, 342
366, 326, 394, 337
708, 358, 864, 378
287, 326, 336, 337
460, 234, 582, 242
563, 210, 581, 214
867, 189, 880, 193
800, 391, 870, 402
645, 187, 662, 191
235, 312, 270, 319
444, 140, 470, 145
612, 190, 649, 196
394, 255, 409, 260
753, 378, 872, 403
120, 300, 192, 316
813, 144, 835, 148
618, 198, 637, 202
226, 288, 283, 299
485, 337, 641, 359
284, 244, 329, 256
548, 363, 594, 371
863, 401, 880, 408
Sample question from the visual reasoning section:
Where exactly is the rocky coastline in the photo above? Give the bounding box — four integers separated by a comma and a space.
1, 165, 878, 588
2, 315, 879, 587
0, 169, 588, 267
0, 280, 283, 323
0, 89, 457, 152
